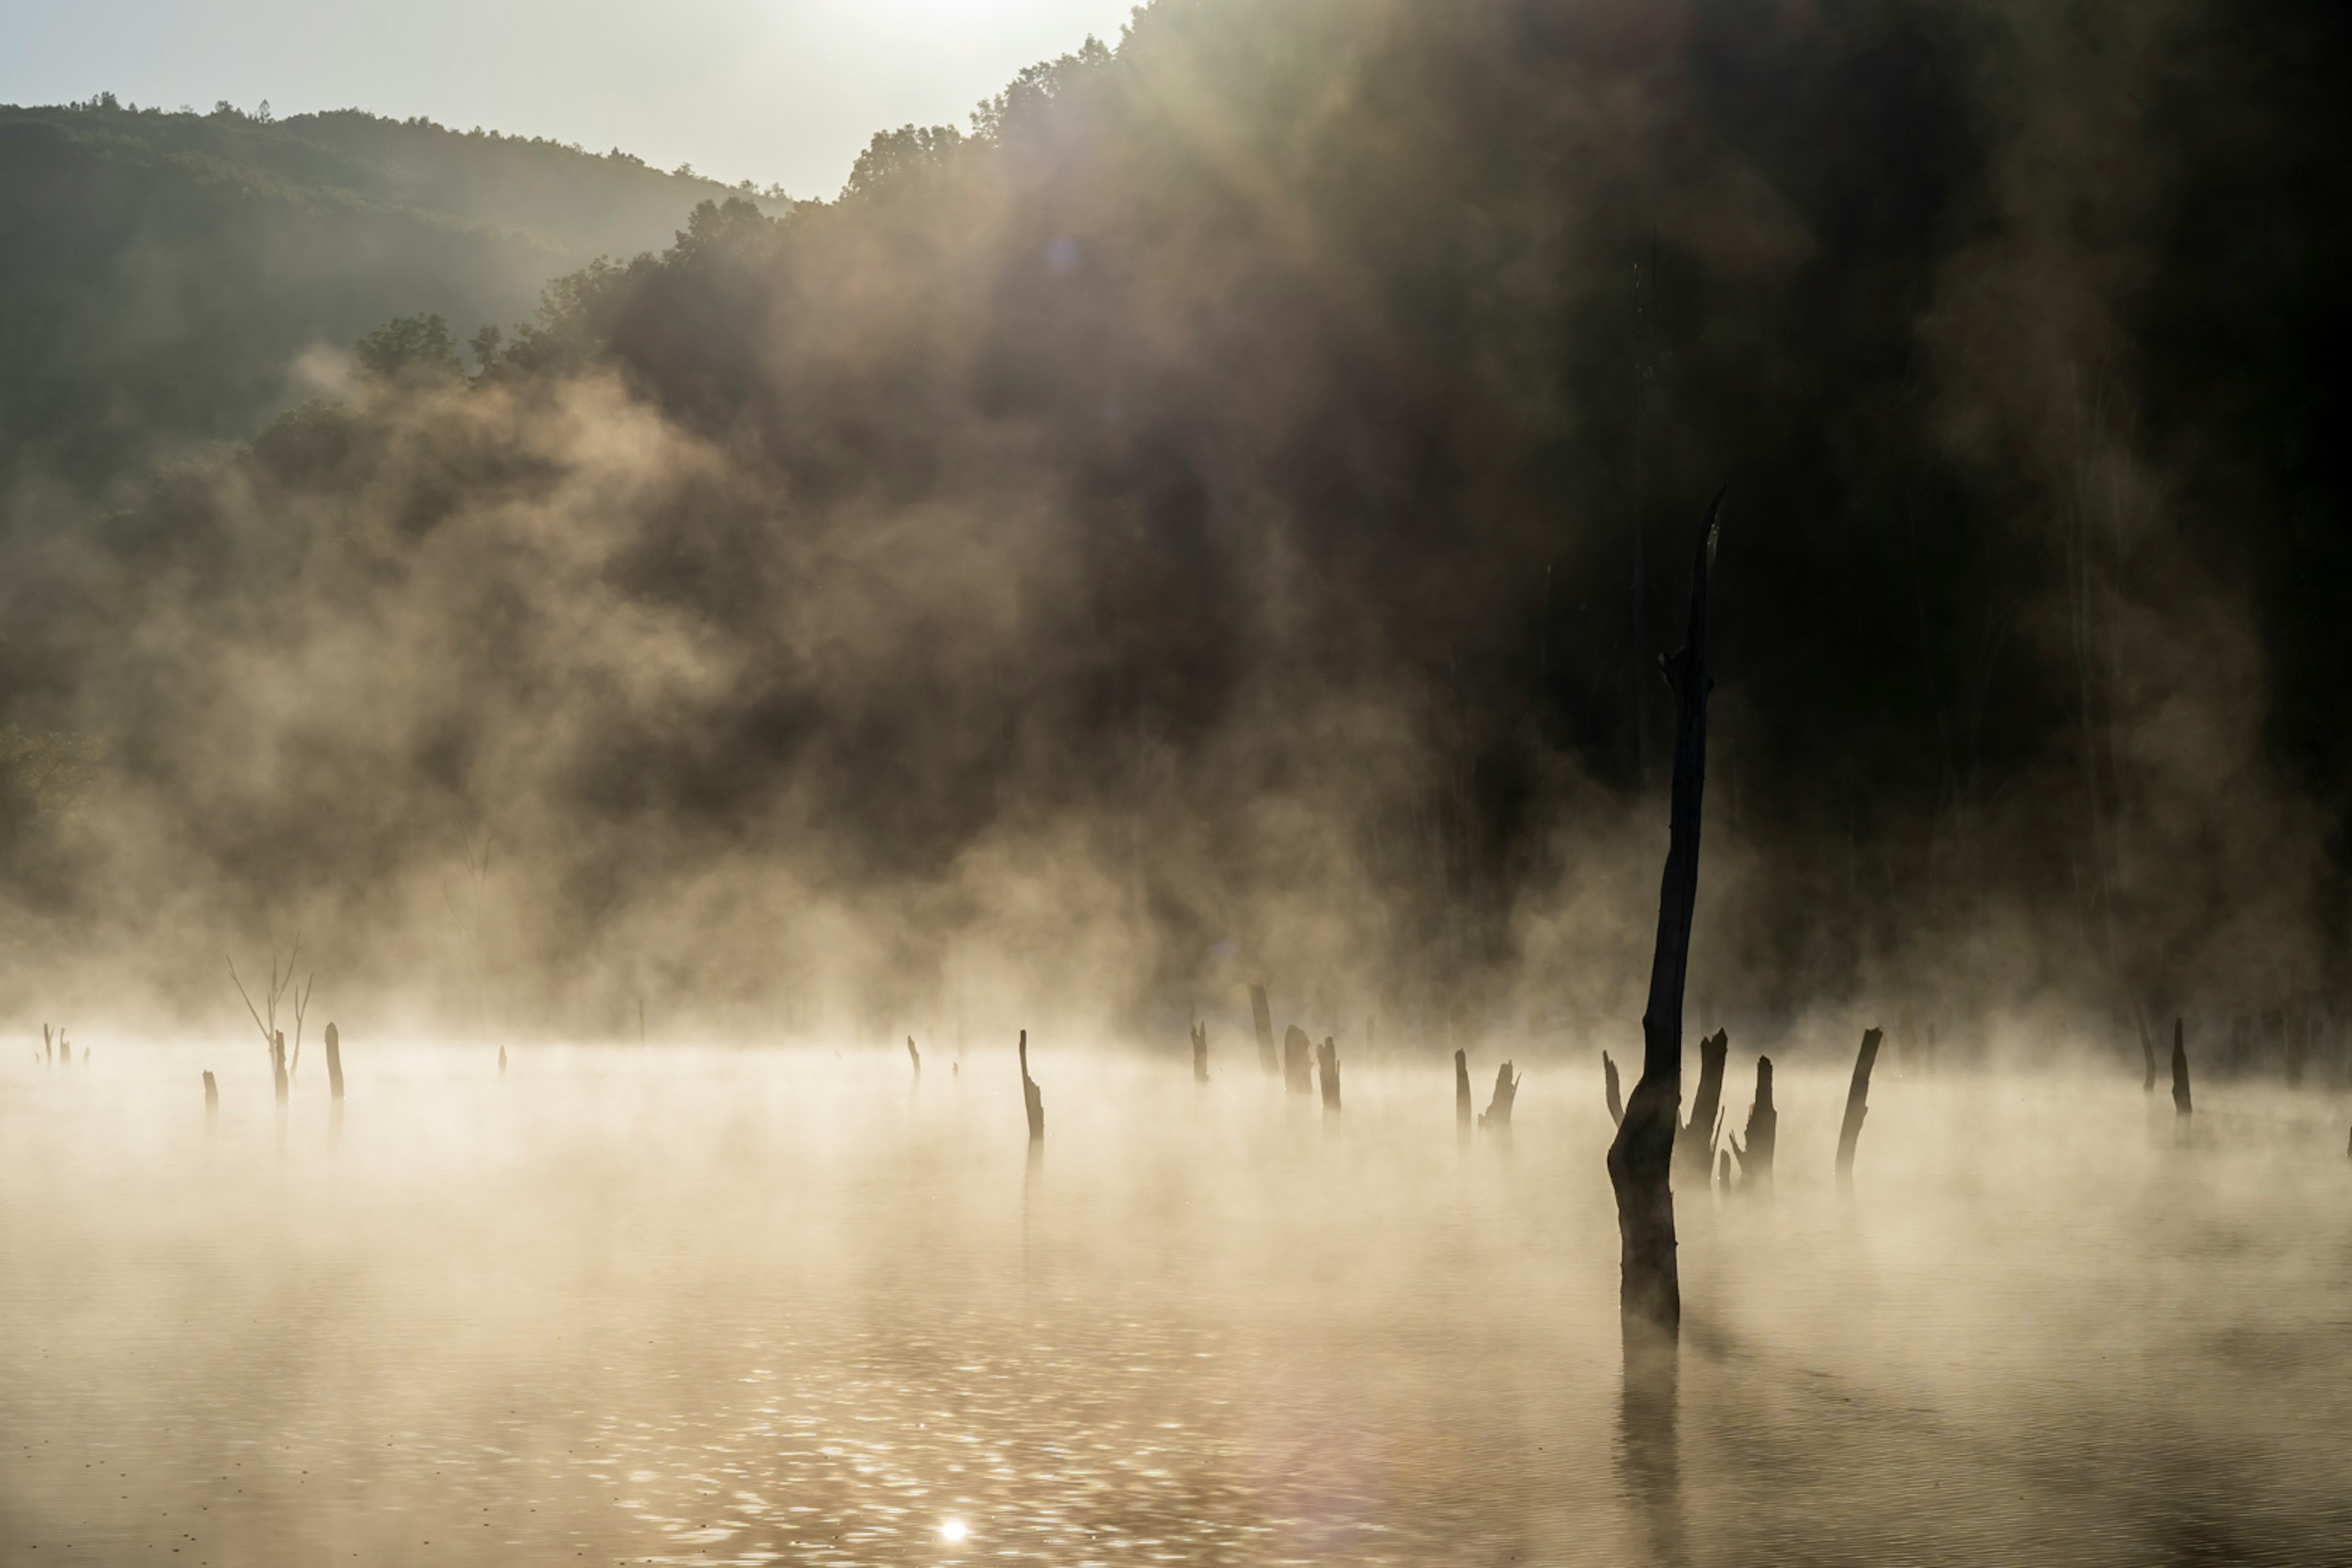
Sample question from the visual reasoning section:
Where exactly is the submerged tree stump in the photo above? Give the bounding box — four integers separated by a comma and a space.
1317, 1036, 1341, 1110
1675, 1029, 1729, 1186
203, 1069, 218, 1123
1728, 1055, 1776, 1190
1455, 1048, 1472, 1131
324, 1022, 344, 1101
271, 1030, 289, 1107
1283, 1024, 1314, 1095
2171, 1016, 2192, 1115
1835, 1027, 1883, 1185
1604, 1050, 1623, 1126
1479, 1061, 1521, 1130
1607, 500, 1721, 1339
907, 1035, 922, 1076
1019, 1030, 1044, 1141
1192, 1020, 1208, 1083
1250, 984, 1277, 1076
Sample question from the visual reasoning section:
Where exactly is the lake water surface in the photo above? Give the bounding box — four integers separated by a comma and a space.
4, 1040, 2348, 1564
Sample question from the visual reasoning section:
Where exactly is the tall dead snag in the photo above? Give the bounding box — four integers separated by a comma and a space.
1480, 1062, 1521, 1129
1835, 1027, 1883, 1186
1607, 499, 1719, 1338
1191, 1020, 1208, 1083
1674, 1029, 1729, 1186
1250, 984, 1277, 1075
1316, 1036, 1341, 1110
229, 944, 303, 1107
1604, 1050, 1624, 1126
1283, 1024, 1314, 1095
2170, 1017, 2191, 1116
1728, 1055, 1775, 1190
1019, 1030, 1044, 1141
1455, 1049, 1473, 1131
907, 1035, 922, 1076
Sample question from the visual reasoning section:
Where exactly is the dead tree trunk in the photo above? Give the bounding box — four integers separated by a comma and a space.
271, 1030, 289, 1107
1729, 1055, 1775, 1190
1675, 1029, 1728, 1186
907, 1035, 922, 1076
1607, 498, 1721, 1339
325, 1022, 344, 1101
2170, 1016, 2191, 1115
1019, 1029, 1044, 1141
1283, 1024, 1314, 1095
1250, 984, 1277, 1075
1604, 1050, 1623, 1126
1192, 1020, 1208, 1083
1317, 1036, 1341, 1110
1835, 1027, 1883, 1186
1455, 1048, 1472, 1131
1480, 1061, 1520, 1129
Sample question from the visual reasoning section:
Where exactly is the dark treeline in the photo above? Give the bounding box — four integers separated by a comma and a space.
1, 0, 2346, 1046
0, 96, 790, 497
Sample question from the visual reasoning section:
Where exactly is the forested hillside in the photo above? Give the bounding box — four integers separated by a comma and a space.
2, 0, 2346, 1043
0, 96, 789, 496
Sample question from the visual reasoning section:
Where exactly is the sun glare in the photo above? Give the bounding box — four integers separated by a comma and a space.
939, 1518, 968, 1543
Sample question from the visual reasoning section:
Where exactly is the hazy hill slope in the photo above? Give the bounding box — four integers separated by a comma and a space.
0, 99, 788, 496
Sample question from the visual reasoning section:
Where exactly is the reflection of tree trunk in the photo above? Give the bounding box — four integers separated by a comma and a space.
1607, 500, 1719, 1338
1619, 1324, 1683, 1564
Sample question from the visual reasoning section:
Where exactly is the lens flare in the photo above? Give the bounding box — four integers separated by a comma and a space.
939, 1518, 968, 1543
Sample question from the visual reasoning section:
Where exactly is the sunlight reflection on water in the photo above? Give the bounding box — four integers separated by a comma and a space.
3, 1041, 2348, 1564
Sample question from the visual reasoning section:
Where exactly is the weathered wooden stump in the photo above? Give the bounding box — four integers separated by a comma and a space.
1604, 1050, 1623, 1126
907, 1035, 922, 1076
1480, 1061, 1521, 1129
1191, 1020, 1208, 1084
1019, 1029, 1044, 1141
1728, 1055, 1775, 1190
498, 1043, 508, 1076
324, 1022, 344, 1101
1455, 1048, 1472, 1132
1283, 1024, 1314, 1095
2171, 1016, 2192, 1115
1316, 1036, 1341, 1110
271, 1030, 289, 1107
203, 1069, 218, 1125
1250, 984, 1277, 1076
1835, 1027, 1883, 1186
1716, 1150, 1731, 1189
1675, 1029, 1728, 1186
1608, 500, 1721, 1340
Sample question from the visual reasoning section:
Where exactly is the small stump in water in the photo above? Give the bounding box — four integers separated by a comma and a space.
324, 1022, 344, 1102
1479, 1062, 1521, 1131
271, 1030, 289, 1107
1836, 1027, 1883, 1186
1455, 1049, 1472, 1133
1250, 984, 1277, 1076
907, 1035, 921, 1077
1283, 1025, 1314, 1095
2171, 1017, 2192, 1120
1191, 1020, 1208, 1084
203, 1069, 218, 1128
1019, 1030, 1045, 1141
1728, 1055, 1776, 1191
1316, 1036, 1341, 1111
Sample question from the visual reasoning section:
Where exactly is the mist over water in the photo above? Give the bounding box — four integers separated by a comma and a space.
7, 1036, 2348, 1564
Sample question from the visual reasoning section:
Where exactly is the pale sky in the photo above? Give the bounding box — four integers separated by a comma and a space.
0, 0, 1143, 196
